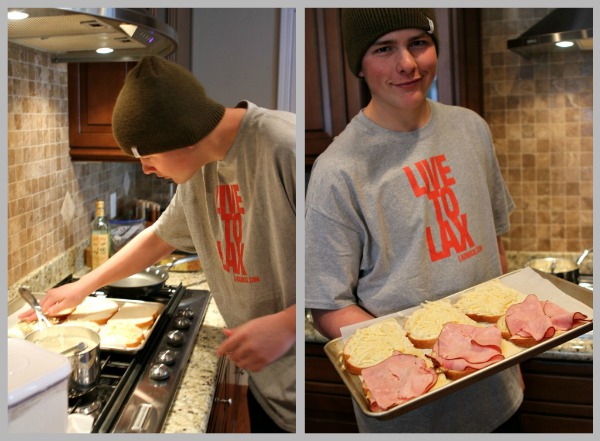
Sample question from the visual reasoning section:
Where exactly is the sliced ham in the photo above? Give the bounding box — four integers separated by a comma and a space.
361, 352, 438, 412
505, 294, 589, 342
429, 323, 504, 373
542, 301, 589, 330
505, 294, 555, 341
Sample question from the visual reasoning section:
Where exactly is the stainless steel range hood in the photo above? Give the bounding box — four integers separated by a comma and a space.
8, 8, 178, 63
507, 8, 592, 59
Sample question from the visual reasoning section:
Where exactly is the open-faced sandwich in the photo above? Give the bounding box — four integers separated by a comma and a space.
454, 280, 527, 323
497, 293, 590, 347
403, 299, 478, 349
341, 319, 421, 375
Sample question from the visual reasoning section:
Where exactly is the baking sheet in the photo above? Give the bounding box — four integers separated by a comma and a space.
324, 267, 593, 419
7, 296, 165, 353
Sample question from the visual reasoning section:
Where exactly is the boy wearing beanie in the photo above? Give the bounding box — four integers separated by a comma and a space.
305, 9, 523, 432
27, 56, 296, 433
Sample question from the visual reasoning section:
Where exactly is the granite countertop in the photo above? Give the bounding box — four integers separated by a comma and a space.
305, 313, 593, 362
157, 270, 225, 433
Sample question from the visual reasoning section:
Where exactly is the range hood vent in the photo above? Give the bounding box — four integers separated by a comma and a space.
8, 8, 178, 63
507, 8, 592, 59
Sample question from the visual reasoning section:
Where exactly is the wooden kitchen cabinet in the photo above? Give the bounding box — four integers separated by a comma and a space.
68, 62, 136, 161
515, 358, 593, 433
305, 9, 366, 168
305, 8, 483, 168
306, 341, 592, 433
207, 356, 251, 433
68, 8, 192, 162
305, 342, 358, 433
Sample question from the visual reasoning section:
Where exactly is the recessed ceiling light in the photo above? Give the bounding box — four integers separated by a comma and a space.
96, 47, 115, 54
8, 11, 29, 20
556, 41, 575, 48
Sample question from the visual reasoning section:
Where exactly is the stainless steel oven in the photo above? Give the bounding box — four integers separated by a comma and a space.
57, 276, 211, 433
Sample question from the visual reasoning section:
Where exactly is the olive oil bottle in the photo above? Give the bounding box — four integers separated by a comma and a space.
91, 200, 111, 269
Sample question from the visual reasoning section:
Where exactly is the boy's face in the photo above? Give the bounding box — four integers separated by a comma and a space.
139, 146, 198, 184
359, 28, 437, 115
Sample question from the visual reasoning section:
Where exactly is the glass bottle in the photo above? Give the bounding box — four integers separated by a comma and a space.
91, 200, 111, 269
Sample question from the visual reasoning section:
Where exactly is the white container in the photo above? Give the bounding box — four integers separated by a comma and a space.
7, 338, 71, 433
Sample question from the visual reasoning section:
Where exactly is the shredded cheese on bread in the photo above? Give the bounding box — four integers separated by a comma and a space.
342, 319, 422, 374
454, 280, 526, 322
404, 299, 478, 348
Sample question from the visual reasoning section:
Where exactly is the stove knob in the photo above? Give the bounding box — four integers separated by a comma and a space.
157, 349, 177, 365
174, 316, 192, 330
177, 308, 195, 319
149, 363, 170, 381
166, 330, 185, 347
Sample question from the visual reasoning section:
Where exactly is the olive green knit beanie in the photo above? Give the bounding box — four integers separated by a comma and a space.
112, 56, 225, 158
341, 8, 439, 77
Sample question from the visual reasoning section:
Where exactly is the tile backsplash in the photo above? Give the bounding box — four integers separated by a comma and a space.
7, 43, 171, 300
481, 9, 593, 253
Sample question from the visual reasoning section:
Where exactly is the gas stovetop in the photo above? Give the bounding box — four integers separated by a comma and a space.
68, 283, 211, 433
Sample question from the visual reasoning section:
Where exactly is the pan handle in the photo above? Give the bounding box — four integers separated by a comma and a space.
158, 254, 199, 270
576, 248, 592, 266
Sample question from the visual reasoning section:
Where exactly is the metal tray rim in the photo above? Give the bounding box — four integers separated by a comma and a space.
7, 296, 166, 354
323, 269, 593, 419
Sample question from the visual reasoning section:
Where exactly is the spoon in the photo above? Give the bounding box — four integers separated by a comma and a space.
18, 286, 51, 328
60, 342, 87, 356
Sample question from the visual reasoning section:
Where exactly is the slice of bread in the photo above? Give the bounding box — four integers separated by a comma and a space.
106, 302, 160, 329
8, 320, 50, 338
100, 321, 145, 348
403, 299, 479, 349
341, 319, 422, 375
453, 280, 526, 323
48, 307, 76, 321
59, 320, 102, 334
67, 297, 119, 324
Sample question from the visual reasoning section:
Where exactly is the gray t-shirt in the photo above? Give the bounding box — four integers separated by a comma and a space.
154, 101, 296, 431
305, 100, 522, 432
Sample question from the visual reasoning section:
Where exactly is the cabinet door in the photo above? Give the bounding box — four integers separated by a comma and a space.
305, 8, 366, 168
207, 356, 250, 433
68, 62, 135, 161
68, 8, 192, 162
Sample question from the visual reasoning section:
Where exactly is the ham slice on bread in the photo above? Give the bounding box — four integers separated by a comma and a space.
404, 300, 478, 348
498, 293, 590, 347
360, 352, 439, 412
341, 319, 422, 375
428, 323, 505, 380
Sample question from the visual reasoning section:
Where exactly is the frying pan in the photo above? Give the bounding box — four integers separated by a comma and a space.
106, 255, 199, 297
526, 248, 591, 285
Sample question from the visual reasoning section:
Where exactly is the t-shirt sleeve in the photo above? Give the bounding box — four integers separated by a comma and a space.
480, 119, 515, 236
152, 186, 196, 253
305, 205, 363, 311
